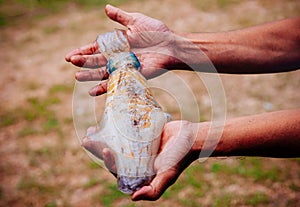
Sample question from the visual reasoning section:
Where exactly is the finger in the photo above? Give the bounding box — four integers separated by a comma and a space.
86, 126, 98, 136
131, 168, 178, 201
75, 68, 108, 81
82, 136, 104, 160
103, 148, 117, 177
89, 81, 108, 96
65, 42, 99, 62
70, 54, 107, 68
105, 4, 133, 26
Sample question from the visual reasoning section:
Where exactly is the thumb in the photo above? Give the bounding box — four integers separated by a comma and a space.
131, 169, 178, 201
105, 4, 133, 26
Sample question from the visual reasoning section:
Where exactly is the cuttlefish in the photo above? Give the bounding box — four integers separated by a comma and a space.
82, 29, 171, 194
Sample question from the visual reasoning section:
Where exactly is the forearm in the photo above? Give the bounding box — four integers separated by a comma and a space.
193, 109, 300, 158
173, 17, 300, 74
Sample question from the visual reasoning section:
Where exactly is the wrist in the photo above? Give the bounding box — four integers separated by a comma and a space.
191, 121, 231, 158
191, 122, 211, 157
168, 32, 221, 72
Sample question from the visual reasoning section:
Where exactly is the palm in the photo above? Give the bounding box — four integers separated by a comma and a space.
120, 12, 175, 88
125, 13, 174, 77
155, 121, 196, 174
131, 120, 198, 201
65, 5, 175, 95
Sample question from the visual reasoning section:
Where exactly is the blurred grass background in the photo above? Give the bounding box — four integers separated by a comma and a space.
0, 0, 299, 206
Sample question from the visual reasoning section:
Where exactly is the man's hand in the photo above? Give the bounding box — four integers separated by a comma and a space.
131, 120, 198, 201
82, 121, 199, 201
65, 4, 176, 96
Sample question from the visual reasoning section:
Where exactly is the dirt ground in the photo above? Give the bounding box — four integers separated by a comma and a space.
0, 0, 299, 206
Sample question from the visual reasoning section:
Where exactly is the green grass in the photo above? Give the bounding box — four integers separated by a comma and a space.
237, 17, 257, 27
71, 0, 130, 8
24, 97, 60, 121
234, 158, 281, 182
162, 164, 205, 201
0, 13, 6, 26
8, 95, 63, 136
25, 81, 42, 90
63, 117, 73, 125
0, 95, 61, 131
26, 144, 65, 169
216, 0, 237, 8
211, 162, 222, 173
213, 194, 232, 207
289, 183, 300, 192
44, 201, 58, 207
48, 84, 74, 95
246, 192, 270, 206
27, 146, 61, 162
99, 182, 128, 207
33, 146, 52, 156
88, 161, 101, 169
185, 165, 204, 189
15, 0, 69, 12
18, 176, 57, 195
163, 179, 185, 199
294, 158, 300, 164
84, 177, 100, 189
180, 199, 200, 207
210, 158, 281, 182
0, 111, 17, 128
42, 117, 59, 133
18, 126, 38, 137
191, 0, 238, 11
153, 158, 283, 206
122, 204, 136, 207
43, 25, 61, 34
0, 0, 130, 27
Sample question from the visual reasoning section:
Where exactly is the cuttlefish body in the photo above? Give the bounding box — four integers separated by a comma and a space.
84, 29, 170, 194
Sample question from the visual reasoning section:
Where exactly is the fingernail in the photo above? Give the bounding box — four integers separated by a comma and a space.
105, 4, 113, 12
75, 71, 80, 80
86, 126, 97, 135
106, 4, 114, 9
70, 55, 77, 61
89, 90, 97, 97
89, 86, 100, 96
65, 56, 70, 62
65, 51, 76, 62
